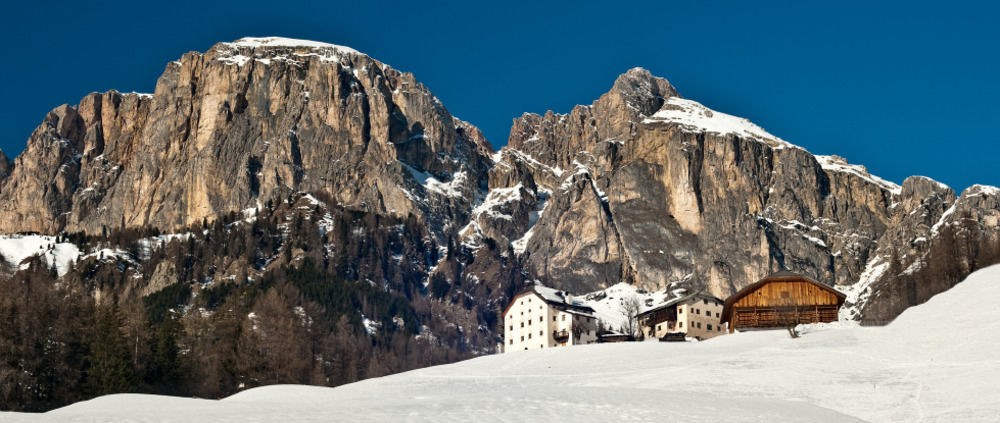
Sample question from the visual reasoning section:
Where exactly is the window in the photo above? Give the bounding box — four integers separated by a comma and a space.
716, 312, 720, 318
553, 316, 556, 321
679, 308, 683, 314
561, 315, 566, 321
528, 333, 532, 339
707, 324, 713, 331
520, 301, 524, 305
509, 325, 513, 331
509, 339, 513, 345
539, 316, 543, 322
697, 322, 701, 329
520, 322, 524, 327
520, 336, 524, 341
528, 298, 531, 302
679, 322, 683, 328
657, 324, 661, 331
703, 299, 708, 305
528, 319, 532, 326
540, 344, 544, 348
539, 330, 543, 336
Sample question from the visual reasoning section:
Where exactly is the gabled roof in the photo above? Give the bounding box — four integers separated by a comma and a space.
719, 271, 846, 324
636, 291, 724, 319
501, 284, 596, 318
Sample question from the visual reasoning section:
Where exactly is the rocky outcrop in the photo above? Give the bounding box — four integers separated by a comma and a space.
0, 37, 491, 237
2, 38, 996, 325
471, 67, 999, 321
0, 148, 11, 180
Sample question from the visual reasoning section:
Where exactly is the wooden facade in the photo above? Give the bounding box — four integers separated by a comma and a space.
720, 271, 845, 333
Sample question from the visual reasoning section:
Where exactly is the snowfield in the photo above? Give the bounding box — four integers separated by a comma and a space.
7, 265, 1000, 422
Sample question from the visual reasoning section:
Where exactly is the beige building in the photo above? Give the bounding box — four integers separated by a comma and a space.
502, 285, 599, 352
638, 292, 726, 340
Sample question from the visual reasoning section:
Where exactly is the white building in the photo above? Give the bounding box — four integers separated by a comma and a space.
637, 292, 726, 341
502, 285, 599, 352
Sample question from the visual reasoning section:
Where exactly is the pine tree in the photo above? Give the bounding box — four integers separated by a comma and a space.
145, 317, 182, 391
87, 301, 138, 396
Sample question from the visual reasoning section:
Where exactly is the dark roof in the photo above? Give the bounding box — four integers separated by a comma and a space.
719, 271, 846, 324
501, 285, 596, 318
636, 291, 724, 319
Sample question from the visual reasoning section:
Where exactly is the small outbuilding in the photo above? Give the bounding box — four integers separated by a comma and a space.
720, 270, 846, 333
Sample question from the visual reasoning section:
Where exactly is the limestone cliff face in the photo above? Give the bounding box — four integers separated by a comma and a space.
0, 37, 491, 236
2, 40, 996, 324
0, 148, 11, 179
470, 68, 998, 316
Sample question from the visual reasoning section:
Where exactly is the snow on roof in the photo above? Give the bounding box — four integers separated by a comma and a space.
642, 97, 794, 149
527, 284, 595, 314
815, 155, 902, 195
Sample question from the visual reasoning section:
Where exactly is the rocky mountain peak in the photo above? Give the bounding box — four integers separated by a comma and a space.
0, 37, 492, 236
607, 67, 679, 117
209, 36, 367, 66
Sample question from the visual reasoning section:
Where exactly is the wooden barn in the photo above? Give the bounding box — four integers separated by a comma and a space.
720, 271, 846, 333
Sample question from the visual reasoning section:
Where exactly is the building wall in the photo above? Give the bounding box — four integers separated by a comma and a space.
679, 297, 726, 340
503, 293, 599, 352
732, 281, 840, 308
643, 296, 727, 340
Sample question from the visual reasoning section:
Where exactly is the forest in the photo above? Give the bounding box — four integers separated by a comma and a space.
0, 194, 524, 411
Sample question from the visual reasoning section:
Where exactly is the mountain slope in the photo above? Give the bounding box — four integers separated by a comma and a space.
0, 37, 492, 237
467, 68, 999, 322
10, 263, 999, 423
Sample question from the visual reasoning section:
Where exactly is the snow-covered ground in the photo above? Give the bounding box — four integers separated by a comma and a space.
0, 235, 80, 276
7, 265, 1000, 422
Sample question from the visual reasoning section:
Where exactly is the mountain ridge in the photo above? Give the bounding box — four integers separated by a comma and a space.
1, 36, 997, 324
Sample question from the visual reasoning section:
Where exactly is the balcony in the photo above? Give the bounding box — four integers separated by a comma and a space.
553, 330, 570, 342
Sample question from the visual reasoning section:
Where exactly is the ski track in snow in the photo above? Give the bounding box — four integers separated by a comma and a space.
10, 266, 1000, 422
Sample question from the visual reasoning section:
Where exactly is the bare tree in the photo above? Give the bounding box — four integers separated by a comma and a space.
619, 296, 641, 340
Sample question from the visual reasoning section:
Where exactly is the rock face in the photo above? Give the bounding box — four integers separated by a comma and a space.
2, 40, 997, 324
0, 37, 491, 237
467, 68, 1000, 321
0, 148, 11, 179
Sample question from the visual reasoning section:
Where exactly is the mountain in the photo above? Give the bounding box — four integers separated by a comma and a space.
10, 264, 1000, 422
469, 68, 1000, 320
0, 37, 491, 238
1, 36, 999, 411
1, 38, 997, 321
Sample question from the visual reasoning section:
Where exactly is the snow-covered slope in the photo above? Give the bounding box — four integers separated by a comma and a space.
0, 235, 80, 276
8, 266, 1000, 422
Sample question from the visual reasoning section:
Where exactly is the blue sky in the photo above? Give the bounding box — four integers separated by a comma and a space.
1, 1, 997, 191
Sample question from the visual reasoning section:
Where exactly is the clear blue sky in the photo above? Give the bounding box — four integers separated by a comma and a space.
1, 1, 997, 191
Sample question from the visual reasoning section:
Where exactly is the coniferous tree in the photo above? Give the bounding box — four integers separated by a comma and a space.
87, 301, 138, 396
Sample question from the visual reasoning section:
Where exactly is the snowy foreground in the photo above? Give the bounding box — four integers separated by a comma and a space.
7, 266, 1000, 422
